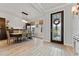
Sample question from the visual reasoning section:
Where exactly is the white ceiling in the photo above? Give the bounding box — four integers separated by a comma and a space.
37, 3, 65, 10
0, 3, 68, 20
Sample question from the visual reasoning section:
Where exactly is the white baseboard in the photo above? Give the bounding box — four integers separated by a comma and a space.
64, 43, 74, 47
43, 39, 50, 42
44, 40, 74, 47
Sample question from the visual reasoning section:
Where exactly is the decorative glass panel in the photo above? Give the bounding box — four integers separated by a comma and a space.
52, 13, 61, 41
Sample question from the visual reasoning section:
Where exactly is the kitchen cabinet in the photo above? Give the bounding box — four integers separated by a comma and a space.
0, 18, 7, 40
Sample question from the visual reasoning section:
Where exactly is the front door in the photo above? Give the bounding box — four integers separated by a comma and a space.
50, 11, 64, 44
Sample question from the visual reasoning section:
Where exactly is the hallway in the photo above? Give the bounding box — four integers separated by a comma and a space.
0, 38, 74, 56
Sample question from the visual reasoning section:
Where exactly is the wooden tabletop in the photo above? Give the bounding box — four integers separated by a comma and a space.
10, 32, 22, 35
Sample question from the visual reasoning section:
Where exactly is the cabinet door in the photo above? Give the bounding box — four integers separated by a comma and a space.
0, 29, 2, 40
0, 18, 5, 28
0, 18, 7, 40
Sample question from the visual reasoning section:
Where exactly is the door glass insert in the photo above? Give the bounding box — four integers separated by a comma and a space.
52, 13, 61, 41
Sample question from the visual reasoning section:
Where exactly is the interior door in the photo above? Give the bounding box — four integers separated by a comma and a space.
50, 11, 64, 44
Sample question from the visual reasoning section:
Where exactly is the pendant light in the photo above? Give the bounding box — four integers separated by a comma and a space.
72, 3, 79, 15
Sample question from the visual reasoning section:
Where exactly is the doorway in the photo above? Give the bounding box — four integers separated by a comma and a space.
50, 11, 64, 44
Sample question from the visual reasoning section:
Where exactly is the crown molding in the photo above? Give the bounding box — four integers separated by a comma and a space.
44, 3, 75, 13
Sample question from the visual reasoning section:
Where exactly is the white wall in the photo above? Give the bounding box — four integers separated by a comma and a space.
40, 4, 75, 47
72, 15, 79, 34
0, 12, 25, 29
72, 15, 79, 54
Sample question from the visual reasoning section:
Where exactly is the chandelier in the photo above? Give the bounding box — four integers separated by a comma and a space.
72, 3, 79, 15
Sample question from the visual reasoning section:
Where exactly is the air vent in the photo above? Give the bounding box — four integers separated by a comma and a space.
22, 12, 28, 15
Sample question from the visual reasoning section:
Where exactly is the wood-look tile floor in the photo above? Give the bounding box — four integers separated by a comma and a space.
0, 38, 74, 56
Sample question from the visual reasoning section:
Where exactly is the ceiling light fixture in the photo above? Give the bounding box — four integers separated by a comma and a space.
72, 3, 79, 15
21, 11, 29, 23
22, 20, 28, 23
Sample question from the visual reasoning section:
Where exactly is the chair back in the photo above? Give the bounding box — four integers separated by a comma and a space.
6, 30, 10, 40
22, 29, 27, 37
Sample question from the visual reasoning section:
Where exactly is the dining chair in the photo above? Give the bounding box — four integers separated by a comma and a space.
6, 30, 11, 44
21, 29, 28, 41
6, 30, 15, 45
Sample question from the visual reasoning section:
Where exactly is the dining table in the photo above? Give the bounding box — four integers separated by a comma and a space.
10, 32, 22, 43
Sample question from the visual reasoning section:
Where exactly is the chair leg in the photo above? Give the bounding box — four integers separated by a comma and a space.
7, 40, 9, 44
7, 39, 10, 45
